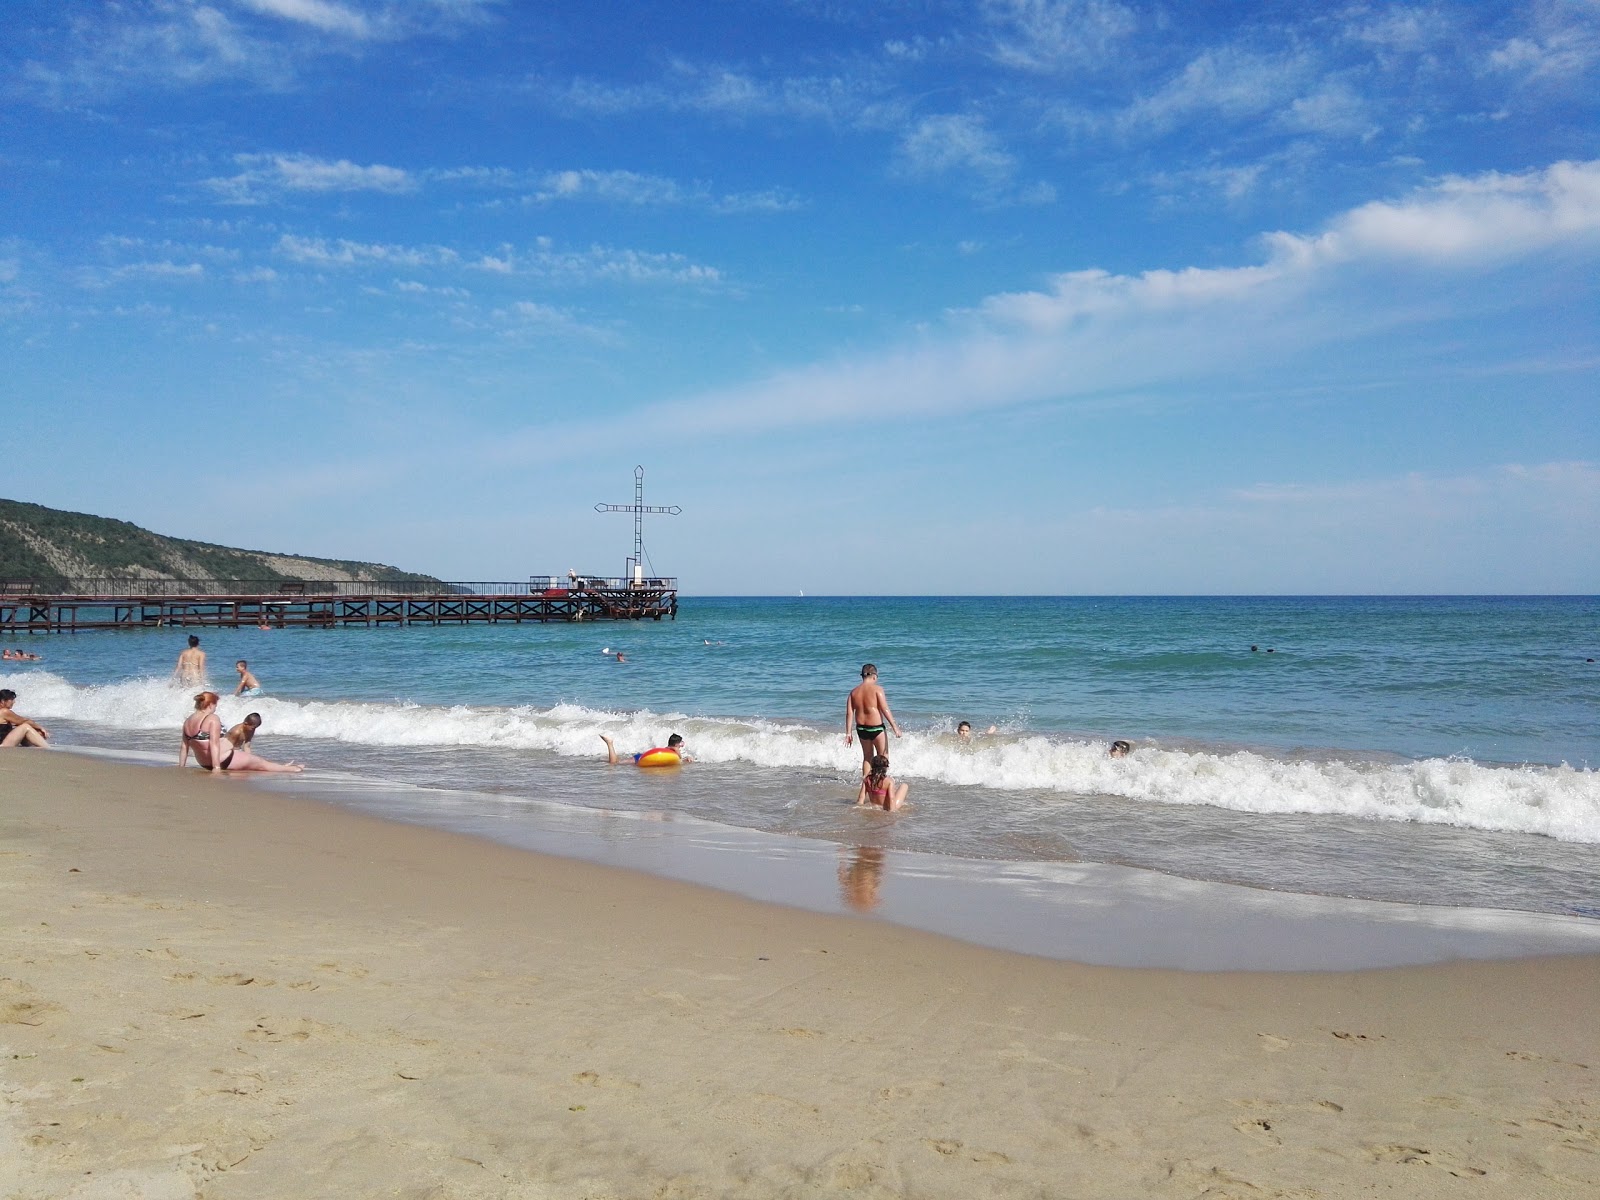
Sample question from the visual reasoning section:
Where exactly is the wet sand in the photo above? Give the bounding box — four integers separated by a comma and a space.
2, 751, 1596, 1198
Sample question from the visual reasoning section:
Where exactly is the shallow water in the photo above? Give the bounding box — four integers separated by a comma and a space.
7, 595, 1599, 917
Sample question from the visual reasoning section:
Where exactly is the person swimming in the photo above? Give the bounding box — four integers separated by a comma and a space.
1109, 740, 1132, 758
599, 733, 692, 766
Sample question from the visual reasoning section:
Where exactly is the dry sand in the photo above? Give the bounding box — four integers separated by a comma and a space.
2, 751, 1596, 1199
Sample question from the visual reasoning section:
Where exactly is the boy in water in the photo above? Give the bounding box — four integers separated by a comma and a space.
235, 660, 262, 696
845, 663, 900, 776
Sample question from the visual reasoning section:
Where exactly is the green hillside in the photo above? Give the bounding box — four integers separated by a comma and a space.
0, 498, 442, 589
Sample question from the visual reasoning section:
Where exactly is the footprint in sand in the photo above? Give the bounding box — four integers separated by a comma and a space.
1257, 1033, 1290, 1052
1233, 1117, 1282, 1145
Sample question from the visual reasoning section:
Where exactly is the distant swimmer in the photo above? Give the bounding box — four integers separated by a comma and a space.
845, 663, 900, 776
234, 660, 262, 696
1109, 740, 1132, 758
599, 733, 691, 766
856, 754, 908, 811
1, 648, 41, 661
0, 688, 50, 748
956, 721, 997, 740
224, 713, 304, 773
175, 635, 206, 685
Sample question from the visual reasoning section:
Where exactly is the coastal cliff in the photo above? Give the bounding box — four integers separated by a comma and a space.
0, 497, 439, 588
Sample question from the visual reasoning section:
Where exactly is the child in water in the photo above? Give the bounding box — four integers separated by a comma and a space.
856, 753, 909, 811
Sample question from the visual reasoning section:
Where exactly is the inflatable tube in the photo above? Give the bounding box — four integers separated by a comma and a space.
634, 748, 681, 768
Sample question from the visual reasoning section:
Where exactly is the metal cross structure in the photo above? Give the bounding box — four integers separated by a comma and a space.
594, 465, 681, 584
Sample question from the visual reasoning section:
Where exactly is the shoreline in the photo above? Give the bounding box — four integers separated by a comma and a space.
46, 743, 1600, 971
3, 751, 1598, 1197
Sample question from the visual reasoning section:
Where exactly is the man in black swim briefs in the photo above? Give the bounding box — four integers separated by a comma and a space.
844, 663, 900, 777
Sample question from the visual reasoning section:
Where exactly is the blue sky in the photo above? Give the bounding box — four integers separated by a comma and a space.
3, 0, 1598, 594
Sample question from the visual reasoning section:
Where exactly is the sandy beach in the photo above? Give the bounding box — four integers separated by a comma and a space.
2, 752, 1596, 1199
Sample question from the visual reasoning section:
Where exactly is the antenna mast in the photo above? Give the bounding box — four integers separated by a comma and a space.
594, 465, 680, 583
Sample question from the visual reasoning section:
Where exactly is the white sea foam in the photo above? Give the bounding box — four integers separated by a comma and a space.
13, 670, 1600, 844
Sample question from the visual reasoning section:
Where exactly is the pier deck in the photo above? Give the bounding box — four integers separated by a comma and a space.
0, 578, 677, 634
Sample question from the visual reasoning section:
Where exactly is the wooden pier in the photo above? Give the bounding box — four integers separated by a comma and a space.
0, 577, 678, 634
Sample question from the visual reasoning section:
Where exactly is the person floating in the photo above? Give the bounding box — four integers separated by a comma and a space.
845, 663, 900, 776
856, 754, 909, 811
234, 660, 262, 696
1, 648, 42, 661
175, 635, 206, 685
599, 733, 691, 766
224, 713, 304, 773
0, 688, 50, 747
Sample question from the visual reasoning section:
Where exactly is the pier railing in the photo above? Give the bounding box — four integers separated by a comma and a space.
0, 577, 676, 598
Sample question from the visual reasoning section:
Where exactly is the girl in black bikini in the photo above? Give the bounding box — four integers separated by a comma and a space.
179, 691, 231, 773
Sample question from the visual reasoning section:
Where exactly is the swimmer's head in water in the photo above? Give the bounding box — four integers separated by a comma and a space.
957, 721, 972, 734
667, 733, 684, 748
1109, 740, 1132, 758
188, 635, 201, 648
861, 663, 877, 679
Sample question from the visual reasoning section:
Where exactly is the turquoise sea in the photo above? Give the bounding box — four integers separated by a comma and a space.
7, 595, 1599, 921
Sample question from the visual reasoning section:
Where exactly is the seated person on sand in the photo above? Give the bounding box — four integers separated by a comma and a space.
224, 713, 304, 773
235, 660, 262, 696
599, 733, 692, 766
179, 691, 231, 773
1109, 740, 1132, 759
856, 754, 909, 811
0, 688, 50, 747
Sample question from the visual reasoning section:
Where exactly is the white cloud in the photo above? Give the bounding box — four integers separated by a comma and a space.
206, 153, 415, 202
1270, 159, 1600, 266
568, 159, 1600, 445
235, 0, 373, 38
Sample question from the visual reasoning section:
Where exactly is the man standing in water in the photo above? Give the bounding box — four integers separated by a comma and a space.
175, 635, 206, 685
845, 663, 900, 776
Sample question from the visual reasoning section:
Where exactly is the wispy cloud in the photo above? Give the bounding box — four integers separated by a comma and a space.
520, 168, 803, 214
277, 233, 458, 268
982, 0, 1138, 73
13, 0, 501, 104
272, 232, 723, 287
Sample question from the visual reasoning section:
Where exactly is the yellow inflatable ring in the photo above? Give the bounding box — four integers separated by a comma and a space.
634, 748, 681, 768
